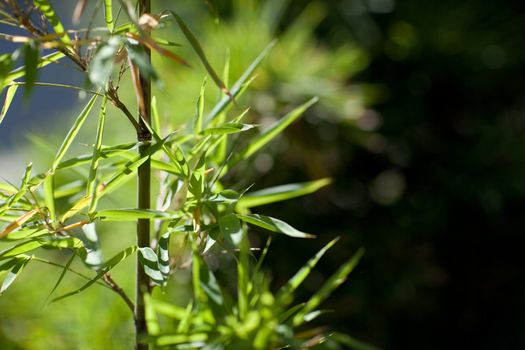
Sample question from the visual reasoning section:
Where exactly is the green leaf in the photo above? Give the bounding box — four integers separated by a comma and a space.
138, 247, 164, 285
235, 97, 318, 161
52, 95, 98, 172
206, 40, 276, 123
201, 122, 255, 136
151, 96, 161, 135
43, 174, 56, 223
193, 77, 207, 134
34, 0, 72, 45
330, 332, 381, 350
158, 233, 170, 280
167, 11, 229, 94
80, 222, 103, 270
277, 238, 339, 304
0, 84, 18, 125
94, 208, 178, 221
0, 255, 31, 294
52, 245, 137, 303
237, 214, 314, 239
104, 0, 114, 32
23, 41, 39, 98
89, 37, 120, 87
149, 297, 188, 320
99, 155, 149, 196
125, 38, 158, 82
0, 52, 16, 89
45, 253, 75, 301
219, 213, 243, 248
188, 152, 206, 199
237, 178, 332, 210
292, 248, 365, 326
3, 51, 64, 87
87, 96, 107, 214
0, 240, 42, 260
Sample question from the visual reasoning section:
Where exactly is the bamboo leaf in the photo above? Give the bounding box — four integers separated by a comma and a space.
0, 52, 17, 89
237, 178, 332, 210
80, 222, 103, 270
193, 77, 207, 134
104, 0, 114, 32
236, 97, 318, 161
138, 247, 164, 285
43, 174, 56, 223
237, 214, 314, 239
219, 213, 243, 248
206, 40, 276, 123
292, 248, 365, 326
158, 233, 170, 281
0, 239, 43, 260
125, 38, 158, 82
94, 208, 178, 221
167, 11, 229, 95
87, 96, 107, 214
34, 0, 72, 45
0, 255, 31, 294
277, 238, 339, 304
89, 37, 120, 87
0, 84, 18, 125
52, 95, 98, 172
52, 245, 137, 303
3, 51, 64, 87
45, 253, 75, 301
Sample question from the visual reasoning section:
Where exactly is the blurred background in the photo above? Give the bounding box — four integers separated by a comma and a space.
2, 0, 525, 349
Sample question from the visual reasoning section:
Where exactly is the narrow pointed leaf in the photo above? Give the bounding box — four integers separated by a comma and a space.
52, 95, 98, 172
4, 51, 64, 87
206, 40, 276, 123
292, 248, 365, 326
34, 0, 72, 45
87, 96, 107, 213
277, 238, 339, 304
0, 84, 18, 125
193, 77, 207, 134
1, 255, 31, 294
45, 253, 75, 301
89, 37, 120, 87
237, 178, 332, 210
94, 208, 178, 221
52, 245, 137, 303
236, 97, 318, 161
168, 11, 229, 94
139, 247, 164, 285
158, 233, 170, 280
125, 38, 158, 81
43, 174, 56, 223
0, 209, 39, 239
237, 214, 314, 239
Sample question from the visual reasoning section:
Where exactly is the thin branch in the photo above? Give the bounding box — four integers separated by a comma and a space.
103, 272, 135, 313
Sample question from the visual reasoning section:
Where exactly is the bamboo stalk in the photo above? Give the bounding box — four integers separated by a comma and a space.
135, 0, 152, 349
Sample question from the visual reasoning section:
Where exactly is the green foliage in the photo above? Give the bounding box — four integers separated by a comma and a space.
0, 1, 368, 349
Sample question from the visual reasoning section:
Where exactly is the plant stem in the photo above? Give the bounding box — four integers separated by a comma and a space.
135, 1, 152, 349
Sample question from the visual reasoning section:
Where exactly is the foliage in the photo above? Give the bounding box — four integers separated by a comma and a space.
0, 1, 365, 349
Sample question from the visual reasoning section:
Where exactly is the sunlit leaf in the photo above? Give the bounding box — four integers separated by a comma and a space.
206, 40, 276, 123
219, 213, 243, 248
237, 178, 332, 210
94, 208, 178, 221
237, 214, 314, 239
292, 248, 365, 326
139, 247, 164, 285
158, 233, 170, 281
193, 77, 207, 134
167, 11, 230, 95
235, 97, 318, 161
52, 245, 137, 303
0, 84, 18, 125
0, 255, 31, 294
52, 95, 98, 172
277, 238, 339, 304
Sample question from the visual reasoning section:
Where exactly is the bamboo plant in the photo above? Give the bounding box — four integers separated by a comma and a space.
0, 1, 366, 349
